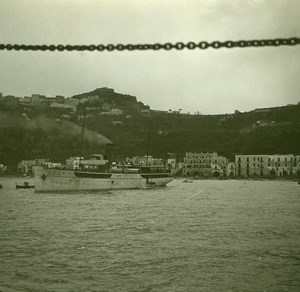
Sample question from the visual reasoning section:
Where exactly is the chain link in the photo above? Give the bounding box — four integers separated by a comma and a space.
0, 38, 299, 52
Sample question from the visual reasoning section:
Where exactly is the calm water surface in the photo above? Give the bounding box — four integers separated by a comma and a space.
0, 178, 299, 291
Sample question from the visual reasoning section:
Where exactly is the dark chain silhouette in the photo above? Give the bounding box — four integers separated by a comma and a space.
0, 37, 299, 52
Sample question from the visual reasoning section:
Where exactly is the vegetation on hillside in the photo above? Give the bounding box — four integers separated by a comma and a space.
0, 90, 300, 166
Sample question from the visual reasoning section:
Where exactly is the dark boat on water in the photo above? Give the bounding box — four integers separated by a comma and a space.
16, 182, 35, 189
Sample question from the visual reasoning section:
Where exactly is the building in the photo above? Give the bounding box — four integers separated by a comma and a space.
50, 102, 77, 112
65, 98, 79, 106
24, 96, 32, 103
252, 120, 276, 128
235, 155, 269, 177
44, 162, 62, 169
294, 155, 300, 175
128, 155, 164, 166
55, 95, 65, 103
110, 108, 123, 115
235, 154, 297, 177
17, 158, 48, 174
267, 154, 294, 176
182, 152, 228, 177
66, 157, 84, 169
226, 162, 235, 177
87, 95, 100, 103
167, 158, 176, 170
0, 164, 7, 176
102, 103, 111, 111
31, 94, 46, 104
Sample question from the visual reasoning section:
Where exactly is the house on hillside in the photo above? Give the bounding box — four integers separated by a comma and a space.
102, 103, 111, 111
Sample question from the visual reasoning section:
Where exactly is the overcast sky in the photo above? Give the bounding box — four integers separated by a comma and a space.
0, 0, 299, 114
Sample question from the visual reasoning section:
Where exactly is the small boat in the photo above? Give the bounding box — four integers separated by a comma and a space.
183, 179, 193, 183
16, 182, 35, 189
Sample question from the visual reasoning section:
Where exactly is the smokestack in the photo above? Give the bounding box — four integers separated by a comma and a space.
104, 143, 114, 164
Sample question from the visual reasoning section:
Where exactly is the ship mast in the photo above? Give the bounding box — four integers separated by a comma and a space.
146, 110, 152, 165
79, 106, 86, 168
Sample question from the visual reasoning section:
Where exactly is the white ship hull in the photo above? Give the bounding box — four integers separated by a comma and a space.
34, 167, 174, 192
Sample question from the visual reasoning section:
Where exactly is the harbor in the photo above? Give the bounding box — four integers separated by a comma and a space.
1, 178, 299, 291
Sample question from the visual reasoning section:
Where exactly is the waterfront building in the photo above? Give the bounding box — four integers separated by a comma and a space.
0, 164, 7, 176
128, 155, 164, 166
235, 154, 297, 177
167, 158, 176, 170
267, 154, 294, 176
235, 155, 269, 177
226, 162, 235, 177
17, 159, 48, 175
182, 152, 228, 177
66, 157, 84, 169
294, 155, 300, 175
44, 162, 62, 169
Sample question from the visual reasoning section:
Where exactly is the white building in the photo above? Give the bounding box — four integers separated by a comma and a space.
44, 162, 62, 169
182, 152, 228, 177
50, 102, 77, 112
167, 158, 176, 170
0, 164, 7, 176
66, 157, 84, 169
235, 154, 297, 177
128, 155, 164, 166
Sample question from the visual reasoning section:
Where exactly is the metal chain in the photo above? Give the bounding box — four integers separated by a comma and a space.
0, 38, 299, 52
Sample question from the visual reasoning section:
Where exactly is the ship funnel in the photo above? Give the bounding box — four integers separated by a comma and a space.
104, 143, 114, 164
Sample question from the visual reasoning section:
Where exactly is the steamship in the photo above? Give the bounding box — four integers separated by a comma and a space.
34, 106, 173, 192
34, 154, 174, 192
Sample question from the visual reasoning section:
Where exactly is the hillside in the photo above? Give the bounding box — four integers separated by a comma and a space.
0, 87, 300, 166
72, 87, 150, 113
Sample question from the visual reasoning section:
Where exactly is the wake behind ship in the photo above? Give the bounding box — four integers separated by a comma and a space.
34, 154, 173, 192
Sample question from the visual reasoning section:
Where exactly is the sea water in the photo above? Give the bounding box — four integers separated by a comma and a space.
0, 178, 299, 291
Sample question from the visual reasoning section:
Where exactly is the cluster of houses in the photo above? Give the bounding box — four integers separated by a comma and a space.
182, 152, 300, 178
0, 88, 127, 116
0, 93, 78, 112
12, 152, 300, 179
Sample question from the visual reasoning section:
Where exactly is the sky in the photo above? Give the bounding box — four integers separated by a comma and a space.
0, 0, 299, 114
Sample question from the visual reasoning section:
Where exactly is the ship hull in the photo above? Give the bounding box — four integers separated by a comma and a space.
34, 167, 173, 192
